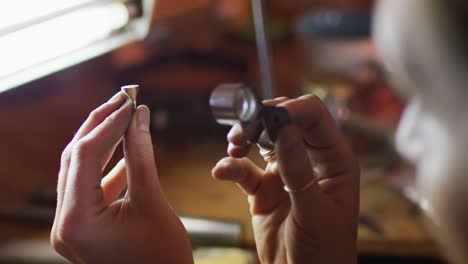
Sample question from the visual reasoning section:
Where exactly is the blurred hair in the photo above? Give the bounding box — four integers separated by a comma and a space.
408, 2, 468, 263
415, 0, 468, 105
424, 4, 468, 264
440, 1, 468, 60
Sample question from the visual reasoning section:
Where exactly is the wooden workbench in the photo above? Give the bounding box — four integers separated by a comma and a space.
154, 140, 440, 257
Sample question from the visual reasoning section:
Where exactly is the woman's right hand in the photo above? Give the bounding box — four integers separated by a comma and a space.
212, 95, 360, 264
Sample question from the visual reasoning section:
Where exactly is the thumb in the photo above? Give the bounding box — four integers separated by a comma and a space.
123, 105, 162, 205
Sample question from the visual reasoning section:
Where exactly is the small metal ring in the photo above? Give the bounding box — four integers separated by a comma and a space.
258, 145, 276, 162
121, 84, 139, 111
283, 178, 317, 193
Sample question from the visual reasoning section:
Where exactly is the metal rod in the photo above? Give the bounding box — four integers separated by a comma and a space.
251, 0, 275, 99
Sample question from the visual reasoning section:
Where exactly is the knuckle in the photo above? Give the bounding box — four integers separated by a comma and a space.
60, 143, 73, 165
56, 211, 86, 248
104, 113, 116, 124
51, 232, 68, 256
88, 108, 105, 122
281, 95, 325, 128
298, 94, 319, 102
72, 139, 96, 160
59, 226, 77, 246
299, 94, 326, 111
103, 110, 125, 127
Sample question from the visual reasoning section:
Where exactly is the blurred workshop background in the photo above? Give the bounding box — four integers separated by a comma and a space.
0, 0, 447, 263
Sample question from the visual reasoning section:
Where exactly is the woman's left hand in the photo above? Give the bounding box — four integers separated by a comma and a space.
51, 92, 193, 264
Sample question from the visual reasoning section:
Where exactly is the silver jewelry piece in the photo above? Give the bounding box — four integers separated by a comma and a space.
283, 178, 317, 193
121, 84, 140, 110
258, 145, 276, 162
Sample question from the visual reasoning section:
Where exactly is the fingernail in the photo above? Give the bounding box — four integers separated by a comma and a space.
137, 107, 150, 132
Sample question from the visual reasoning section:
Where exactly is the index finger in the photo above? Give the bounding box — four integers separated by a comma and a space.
227, 123, 251, 158
277, 95, 358, 204
64, 99, 133, 210
55, 93, 128, 217
278, 95, 348, 150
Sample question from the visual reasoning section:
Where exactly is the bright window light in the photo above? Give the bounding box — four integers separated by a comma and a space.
0, 3, 129, 79
0, 0, 96, 35
0, 0, 154, 93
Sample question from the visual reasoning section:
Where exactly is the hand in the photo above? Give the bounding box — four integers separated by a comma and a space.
212, 95, 359, 264
51, 92, 193, 264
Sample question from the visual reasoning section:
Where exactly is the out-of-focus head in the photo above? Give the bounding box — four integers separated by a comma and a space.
374, 0, 468, 262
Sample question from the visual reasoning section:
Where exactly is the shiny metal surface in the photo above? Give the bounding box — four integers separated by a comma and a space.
210, 83, 290, 147
121, 84, 140, 110
258, 143, 276, 162
209, 83, 260, 126
251, 0, 275, 99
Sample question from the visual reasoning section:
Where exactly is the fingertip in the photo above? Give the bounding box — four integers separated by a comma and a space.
228, 143, 251, 158
297, 94, 321, 102
212, 157, 233, 180
135, 105, 151, 133
137, 104, 150, 112
227, 124, 247, 146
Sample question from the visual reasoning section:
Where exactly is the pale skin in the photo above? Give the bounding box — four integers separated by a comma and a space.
213, 96, 359, 263
51, 92, 360, 263
51, 0, 468, 263
50, 92, 193, 264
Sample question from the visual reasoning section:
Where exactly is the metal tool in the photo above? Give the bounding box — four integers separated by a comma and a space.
210, 1, 288, 148
210, 84, 290, 146
210, 0, 290, 147
251, 0, 275, 100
